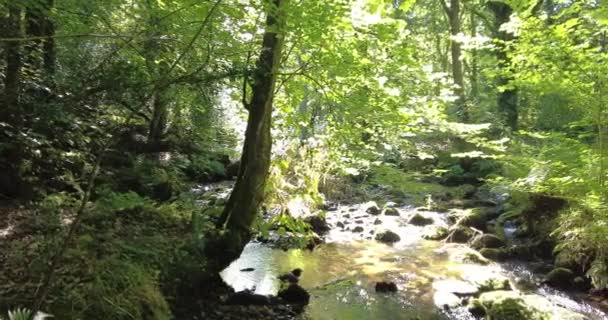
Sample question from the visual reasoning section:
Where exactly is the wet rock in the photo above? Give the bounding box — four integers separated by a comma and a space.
306, 233, 323, 250
278, 284, 310, 305
322, 201, 338, 211
573, 276, 591, 291
408, 213, 434, 226
467, 299, 486, 318
460, 251, 490, 265
479, 248, 508, 261
225, 290, 272, 305
383, 207, 400, 216
375, 281, 398, 293
279, 269, 302, 284
375, 230, 401, 244
364, 201, 381, 215
432, 280, 479, 296
464, 272, 511, 292
471, 233, 505, 249
342, 213, 351, 218
373, 218, 382, 225
445, 225, 475, 243
421, 226, 448, 241
514, 277, 537, 292
384, 201, 398, 208
240, 268, 255, 272
304, 215, 330, 236
355, 219, 364, 224
352, 226, 364, 233
544, 268, 574, 289
449, 208, 495, 230
336, 221, 345, 228
477, 291, 586, 320
434, 291, 461, 310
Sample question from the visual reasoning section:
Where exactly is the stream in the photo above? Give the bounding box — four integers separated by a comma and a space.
198, 183, 608, 320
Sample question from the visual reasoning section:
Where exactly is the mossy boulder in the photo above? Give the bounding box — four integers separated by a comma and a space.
464, 272, 511, 292
544, 268, 574, 289
422, 226, 449, 241
480, 248, 508, 261
364, 201, 381, 215
383, 207, 400, 216
408, 213, 434, 226
449, 207, 496, 230
477, 291, 586, 320
446, 225, 475, 243
375, 230, 401, 244
471, 234, 506, 250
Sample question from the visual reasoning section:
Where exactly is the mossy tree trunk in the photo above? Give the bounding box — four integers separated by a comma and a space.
216, 0, 286, 269
489, 1, 518, 131
440, 0, 467, 122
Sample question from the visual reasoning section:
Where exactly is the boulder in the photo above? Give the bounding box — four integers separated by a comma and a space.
364, 201, 381, 215
375, 230, 401, 244
434, 291, 461, 310
471, 234, 505, 250
373, 218, 382, 225
432, 280, 478, 297
445, 226, 475, 243
278, 284, 310, 305
477, 291, 587, 320
480, 248, 508, 261
421, 226, 448, 241
304, 215, 331, 236
375, 281, 398, 293
464, 271, 511, 292
352, 226, 364, 233
383, 207, 400, 216
544, 268, 574, 289
408, 213, 434, 226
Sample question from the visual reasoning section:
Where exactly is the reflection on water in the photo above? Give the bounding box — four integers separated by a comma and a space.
220, 203, 608, 320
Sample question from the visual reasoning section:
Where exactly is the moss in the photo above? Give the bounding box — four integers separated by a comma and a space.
367, 165, 455, 206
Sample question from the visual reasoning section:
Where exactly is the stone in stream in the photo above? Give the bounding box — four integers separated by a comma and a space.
352, 226, 364, 233
355, 219, 364, 224
336, 221, 345, 229
433, 291, 462, 310
471, 233, 506, 249
364, 201, 381, 215
342, 213, 351, 218
225, 290, 272, 305
543, 267, 575, 289
373, 218, 382, 225
321, 201, 338, 211
408, 213, 434, 226
462, 271, 511, 292
240, 268, 255, 272
479, 248, 508, 261
383, 207, 400, 216
445, 225, 475, 243
421, 226, 448, 241
375, 281, 398, 293
278, 284, 310, 305
375, 230, 401, 244
304, 215, 330, 236
432, 280, 479, 297
475, 290, 587, 320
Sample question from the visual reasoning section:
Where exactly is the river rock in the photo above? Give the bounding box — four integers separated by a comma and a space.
352, 226, 364, 233
375, 230, 401, 244
477, 291, 587, 320
408, 213, 434, 226
432, 280, 479, 296
471, 233, 505, 249
278, 284, 310, 305
422, 226, 448, 241
364, 201, 381, 215
463, 271, 511, 292
383, 207, 400, 216
445, 225, 475, 243
321, 201, 338, 211
373, 218, 382, 225
304, 215, 330, 236
226, 290, 272, 305
336, 221, 345, 229
434, 291, 461, 310
375, 281, 398, 293
480, 248, 508, 261
544, 268, 574, 289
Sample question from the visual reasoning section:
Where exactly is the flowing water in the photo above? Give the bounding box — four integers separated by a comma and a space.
201, 184, 608, 320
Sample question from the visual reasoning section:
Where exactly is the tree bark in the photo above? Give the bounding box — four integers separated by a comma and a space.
441, 0, 467, 121
488, 2, 518, 131
215, 0, 286, 269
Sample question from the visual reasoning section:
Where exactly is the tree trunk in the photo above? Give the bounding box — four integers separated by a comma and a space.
24, 0, 55, 78
148, 90, 169, 146
441, 0, 467, 121
215, 0, 286, 269
489, 2, 518, 131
